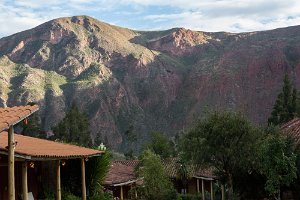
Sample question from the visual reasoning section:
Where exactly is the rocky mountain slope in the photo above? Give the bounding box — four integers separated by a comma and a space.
0, 16, 300, 149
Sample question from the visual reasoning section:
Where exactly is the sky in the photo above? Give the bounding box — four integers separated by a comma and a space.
1, 0, 300, 38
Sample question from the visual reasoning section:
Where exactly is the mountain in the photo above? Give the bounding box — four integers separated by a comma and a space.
1, 15, 300, 149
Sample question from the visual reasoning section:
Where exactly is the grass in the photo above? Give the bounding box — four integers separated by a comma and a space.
0, 56, 68, 103
73, 62, 112, 86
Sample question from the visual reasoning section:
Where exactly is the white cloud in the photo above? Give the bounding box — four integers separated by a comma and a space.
140, 0, 300, 32
1, 0, 300, 37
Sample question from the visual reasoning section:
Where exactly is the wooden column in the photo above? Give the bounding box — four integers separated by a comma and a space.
221, 184, 225, 200
201, 179, 205, 200
135, 187, 138, 199
22, 162, 28, 200
210, 181, 214, 200
81, 158, 87, 200
56, 160, 61, 200
120, 186, 124, 200
8, 125, 15, 200
196, 178, 200, 193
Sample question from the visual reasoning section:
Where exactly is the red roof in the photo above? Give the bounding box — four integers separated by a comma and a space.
0, 132, 103, 160
162, 158, 216, 179
104, 159, 216, 186
104, 161, 139, 186
0, 105, 39, 132
281, 118, 300, 144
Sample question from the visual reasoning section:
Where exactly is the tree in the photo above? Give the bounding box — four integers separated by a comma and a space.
86, 150, 112, 200
53, 103, 91, 147
144, 131, 175, 159
21, 102, 44, 138
137, 150, 177, 200
268, 75, 299, 125
257, 127, 297, 200
124, 125, 138, 159
181, 111, 261, 199
176, 160, 191, 194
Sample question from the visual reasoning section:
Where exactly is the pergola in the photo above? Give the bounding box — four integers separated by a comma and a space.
0, 105, 103, 200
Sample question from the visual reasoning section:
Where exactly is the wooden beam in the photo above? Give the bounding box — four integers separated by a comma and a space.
22, 162, 28, 200
56, 160, 61, 200
201, 179, 205, 200
221, 184, 225, 200
120, 185, 124, 200
135, 187, 138, 199
81, 158, 87, 200
8, 125, 15, 200
210, 181, 214, 200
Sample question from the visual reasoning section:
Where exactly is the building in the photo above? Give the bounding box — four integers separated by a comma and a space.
104, 160, 140, 200
281, 118, 300, 200
104, 159, 224, 200
0, 105, 104, 200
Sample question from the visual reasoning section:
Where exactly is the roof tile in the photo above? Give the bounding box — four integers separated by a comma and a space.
104, 159, 215, 186
0, 132, 103, 159
281, 118, 300, 144
0, 105, 39, 131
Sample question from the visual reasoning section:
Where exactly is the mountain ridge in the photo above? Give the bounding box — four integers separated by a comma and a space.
1, 15, 300, 150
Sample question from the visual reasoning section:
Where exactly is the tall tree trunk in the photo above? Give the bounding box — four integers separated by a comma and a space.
276, 188, 281, 200
227, 173, 234, 200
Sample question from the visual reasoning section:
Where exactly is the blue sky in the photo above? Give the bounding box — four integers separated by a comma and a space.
1, 0, 300, 38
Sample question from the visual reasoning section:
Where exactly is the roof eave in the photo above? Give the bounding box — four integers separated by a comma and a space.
0, 151, 103, 161
0, 106, 39, 132
193, 175, 215, 180
106, 178, 142, 187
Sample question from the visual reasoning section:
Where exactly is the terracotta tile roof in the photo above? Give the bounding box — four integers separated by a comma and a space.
104, 159, 216, 186
113, 160, 140, 168
104, 161, 139, 186
281, 118, 300, 144
162, 158, 216, 179
0, 105, 39, 132
0, 132, 103, 159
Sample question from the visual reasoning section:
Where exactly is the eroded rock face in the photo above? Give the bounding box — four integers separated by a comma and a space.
147, 28, 213, 56
1, 16, 300, 150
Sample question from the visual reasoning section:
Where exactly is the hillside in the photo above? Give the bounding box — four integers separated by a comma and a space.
1, 15, 300, 149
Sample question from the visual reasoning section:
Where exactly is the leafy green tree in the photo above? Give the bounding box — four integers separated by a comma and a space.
181, 111, 261, 199
124, 125, 138, 159
257, 127, 297, 200
137, 150, 177, 200
144, 131, 175, 159
21, 102, 45, 138
22, 112, 43, 137
53, 103, 91, 147
269, 75, 299, 125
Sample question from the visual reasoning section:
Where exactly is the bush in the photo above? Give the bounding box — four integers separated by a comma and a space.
178, 193, 201, 200
62, 190, 81, 200
138, 150, 177, 200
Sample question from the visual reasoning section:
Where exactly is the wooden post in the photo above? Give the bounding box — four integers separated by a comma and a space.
210, 181, 214, 200
56, 160, 61, 200
81, 158, 87, 200
22, 162, 28, 200
201, 179, 205, 200
8, 125, 15, 200
221, 184, 225, 200
120, 186, 124, 200
197, 179, 200, 193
